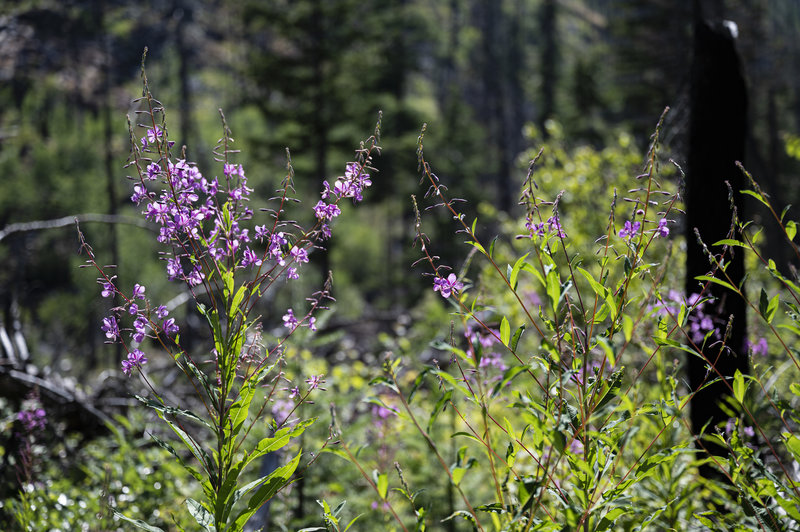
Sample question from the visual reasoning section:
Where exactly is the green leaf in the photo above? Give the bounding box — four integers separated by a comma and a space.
741, 189, 769, 207
230, 284, 249, 318
594, 369, 624, 411
733, 369, 746, 404
767, 294, 780, 324
786, 220, 797, 241
759, 288, 774, 323
500, 317, 511, 346
222, 269, 234, 299
112, 511, 166, 532
134, 395, 212, 430
474, 503, 505, 514
790, 383, 800, 397
695, 275, 737, 293
159, 414, 213, 476
233, 452, 301, 528
595, 507, 630, 531
428, 389, 453, 433
712, 238, 749, 248
185, 498, 215, 531
577, 267, 616, 320
376, 472, 389, 500
546, 268, 561, 311
510, 325, 525, 351
508, 253, 530, 290
784, 432, 800, 462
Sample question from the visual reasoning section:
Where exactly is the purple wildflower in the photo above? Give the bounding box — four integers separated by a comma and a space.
313, 201, 341, 221
18, 408, 46, 433
433, 273, 464, 298
163, 318, 179, 337
133, 283, 146, 300
146, 162, 161, 180
133, 316, 149, 343
155, 305, 169, 320
122, 349, 148, 376
131, 184, 148, 204
305, 374, 323, 391
166, 257, 183, 280
187, 265, 205, 286
254, 225, 269, 241
269, 232, 287, 265
102, 316, 119, 341
524, 215, 566, 238
619, 220, 641, 240
241, 247, 263, 268
282, 309, 299, 329
656, 218, 670, 237
287, 267, 299, 280
290, 246, 309, 264
101, 282, 115, 298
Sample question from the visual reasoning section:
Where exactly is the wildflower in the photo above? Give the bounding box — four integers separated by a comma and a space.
122, 349, 148, 376
656, 218, 670, 237
133, 283, 146, 300
18, 408, 46, 433
307, 316, 317, 331
146, 162, 161, 180
433, 273, 464, 298
241, 247, 263, 268
101, 281, 115, 298
305, 374, 323, 391
187, 265, 205, 286
254, 225, 269, 240
319, 223, 332, 240
290, 246, 309, 264
166, 257, 183, 280
524, 215, 566, 238
131, 183, 148, 204
133, 316, 149, 343
163, 318, 179, 337
287, 267, 299, 280
313, 201, 341, 221
102, 316, 119, 341
282, 309, 299, 329
269, 232, 288, 265
619, 220, 641, 240
155, 305, 169, 320
141, 126, 163, 148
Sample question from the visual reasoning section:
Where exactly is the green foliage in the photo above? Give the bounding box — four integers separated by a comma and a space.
0, 411, 195, 531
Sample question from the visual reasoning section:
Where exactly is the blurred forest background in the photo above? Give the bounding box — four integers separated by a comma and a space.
1, 0, 800, 526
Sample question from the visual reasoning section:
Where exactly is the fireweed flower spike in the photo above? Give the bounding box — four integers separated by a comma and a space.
80, 74, 382, 529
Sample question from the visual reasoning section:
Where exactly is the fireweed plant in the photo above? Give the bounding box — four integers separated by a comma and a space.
80, 65, 380, 531
330, 112, 800, 531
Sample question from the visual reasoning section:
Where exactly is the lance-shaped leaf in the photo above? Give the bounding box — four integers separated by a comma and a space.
232, 452, 301, 528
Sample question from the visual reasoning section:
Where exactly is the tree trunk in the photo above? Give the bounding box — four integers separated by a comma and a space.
685, 18, 748, 480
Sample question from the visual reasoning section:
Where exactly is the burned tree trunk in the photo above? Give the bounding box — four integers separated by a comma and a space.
685, 19, 748, 478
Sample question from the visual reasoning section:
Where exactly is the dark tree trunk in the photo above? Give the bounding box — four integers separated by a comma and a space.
538, 0, 557, 135
685, 19, 749, 479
